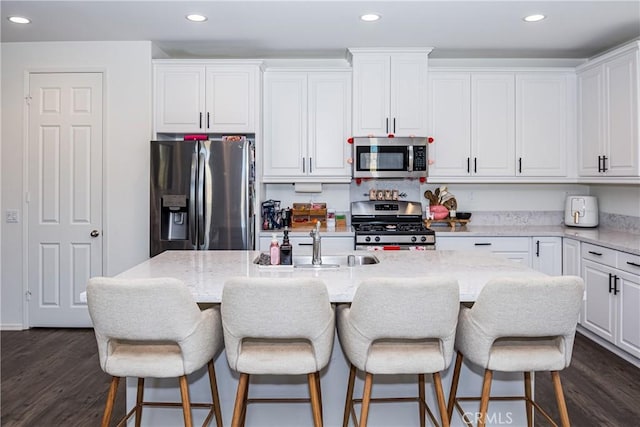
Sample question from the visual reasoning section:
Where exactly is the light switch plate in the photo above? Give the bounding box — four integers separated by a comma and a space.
6, 209, 19, 223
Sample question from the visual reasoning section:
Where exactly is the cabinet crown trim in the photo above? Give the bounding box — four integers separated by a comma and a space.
576, 40, 640, 72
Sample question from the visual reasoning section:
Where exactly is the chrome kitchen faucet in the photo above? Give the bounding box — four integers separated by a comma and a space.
310, 221, 322, 265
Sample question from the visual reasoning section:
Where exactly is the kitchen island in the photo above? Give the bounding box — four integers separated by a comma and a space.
115, 250, 548, 426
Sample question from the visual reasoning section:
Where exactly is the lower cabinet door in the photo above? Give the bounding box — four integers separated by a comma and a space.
618, 271, 640, 359
582, 260, 616, 344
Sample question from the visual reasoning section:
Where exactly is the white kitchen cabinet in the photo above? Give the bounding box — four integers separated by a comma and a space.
581, 243, 640, 359
259, 234, 354, 255
577, 42, 640, 177
515, 73, 571, 177
429, 70, 573, 179
531, 236, 562, 275
262, 70, 351, 182
436, 236, 531, 265
350, 49, 430, 137
154, 61, 259, 134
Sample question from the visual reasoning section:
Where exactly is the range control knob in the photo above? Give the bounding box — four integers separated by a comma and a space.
421, 236, 427, 242
374, 236, 381, 242
411, 236, 417, 243
365, 236, 371, 242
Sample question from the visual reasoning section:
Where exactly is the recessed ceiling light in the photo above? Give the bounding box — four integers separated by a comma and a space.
360, 13, 381, 22
8, 16, 31, 24
523, 14, 546, 22
186, 14, 208, 22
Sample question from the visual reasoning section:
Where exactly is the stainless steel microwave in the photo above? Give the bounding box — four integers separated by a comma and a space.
352, 136, 429, 179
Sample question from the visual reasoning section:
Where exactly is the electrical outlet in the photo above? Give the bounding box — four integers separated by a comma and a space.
6, 209, 19, 223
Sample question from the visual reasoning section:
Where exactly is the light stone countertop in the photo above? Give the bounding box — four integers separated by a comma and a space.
433, 225, 640, 256
115, 249, 545, 303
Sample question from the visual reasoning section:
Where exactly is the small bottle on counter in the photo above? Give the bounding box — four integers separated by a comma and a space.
270, 234, 280, 265
280, 228, 293, 265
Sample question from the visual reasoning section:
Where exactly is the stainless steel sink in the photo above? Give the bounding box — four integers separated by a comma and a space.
253, 254, 379, 268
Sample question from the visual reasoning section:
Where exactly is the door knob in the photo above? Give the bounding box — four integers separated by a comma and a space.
90, 230, 100, 237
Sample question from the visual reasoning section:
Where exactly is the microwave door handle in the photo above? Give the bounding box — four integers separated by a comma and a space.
407, 146, 414, 172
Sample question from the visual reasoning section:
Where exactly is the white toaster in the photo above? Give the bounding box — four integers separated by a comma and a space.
565, 196, 599, 227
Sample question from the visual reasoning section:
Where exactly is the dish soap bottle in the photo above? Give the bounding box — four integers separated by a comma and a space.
269, 234, 280, 265
280, 228, 293, 265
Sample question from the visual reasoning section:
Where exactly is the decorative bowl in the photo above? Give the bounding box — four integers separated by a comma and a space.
429, 205, 449, 220
456, 212, 472, 220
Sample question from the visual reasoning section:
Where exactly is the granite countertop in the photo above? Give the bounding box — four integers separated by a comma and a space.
432, 225, 640, 255
115, 250, 545, 303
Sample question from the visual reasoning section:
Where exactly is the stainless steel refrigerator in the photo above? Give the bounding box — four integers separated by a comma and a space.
150, 137, 255, 257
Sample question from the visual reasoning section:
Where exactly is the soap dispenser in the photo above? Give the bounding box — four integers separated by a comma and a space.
280, 228, 293, 265
269, 234, 280, 265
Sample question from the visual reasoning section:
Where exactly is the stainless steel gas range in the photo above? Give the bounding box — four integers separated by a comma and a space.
351, 200, 436, 250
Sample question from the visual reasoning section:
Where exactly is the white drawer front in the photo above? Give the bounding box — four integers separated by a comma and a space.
617, 251, 640, 275
437, 236, 530, 252
581, 242, 616, 266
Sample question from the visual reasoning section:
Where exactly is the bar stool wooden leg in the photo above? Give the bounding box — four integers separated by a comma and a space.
433, 372, 450, 427
101, 376, 120, 427
135, 378, 144, 427
232, 373, 249, 427
551, 371, 570, 427
418, 373, 426, 427
207, 360, 223, 427
478, 369, 493, 427
447, 351, 464, 419
178, 375, 193, 427
308, 372, 323, 427
524, 371, 533, 427
343, 364, 357, 427
360, 373, 374, 427
315, 371, 323, 424
240, 374, 250, 427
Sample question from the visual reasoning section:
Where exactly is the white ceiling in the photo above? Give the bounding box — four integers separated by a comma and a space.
1, 1, 639, 60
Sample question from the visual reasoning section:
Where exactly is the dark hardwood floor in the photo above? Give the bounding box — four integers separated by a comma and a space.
2, 329, 639, 426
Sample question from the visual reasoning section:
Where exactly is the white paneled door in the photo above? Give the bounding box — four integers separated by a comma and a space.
27, 73, 103, 327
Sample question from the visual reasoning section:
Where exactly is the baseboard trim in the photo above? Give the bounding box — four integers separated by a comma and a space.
1, 323, 26, 331
577, 326, 640, 369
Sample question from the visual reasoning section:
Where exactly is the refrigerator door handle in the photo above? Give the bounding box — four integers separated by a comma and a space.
198, 149, 206, 248
189, 151, 198, 247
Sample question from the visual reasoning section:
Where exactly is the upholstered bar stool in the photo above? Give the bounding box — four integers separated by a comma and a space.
337, 277, 460, 427
447, 276, 584, 427
221, 277, 335, 427
87, 277, 224, 427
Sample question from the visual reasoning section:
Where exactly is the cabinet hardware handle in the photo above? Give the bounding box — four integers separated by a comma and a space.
393, 118, 396, 133
199, 112, 203, 129
598, 155, 602, 173
302, 157, 305, 173
536, 240, 540, 257
474, 243, 492, 246
588, 250, 602, 256
613, 275, 620, 295
386, 118, 389, 133
474, 157, 477, 173
467, 157, 470, 174
602, 156, 608, 172
309, 157, 313, 173
518, 157, 522, 174
608, 273, 613, 293
207, 112, 210, 128
626, 261, 640, 267
298, 243, 313, 246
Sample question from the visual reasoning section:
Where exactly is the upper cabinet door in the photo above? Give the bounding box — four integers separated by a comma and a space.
352, 54, 391, 136
577, 66, 604, 176
205, 66, 256, 133
307, 72, 352, 177
428, 72, 472, 177
262, 72, 307, 178
605, 51, 639, 176
471, 73, 515, 176
516, 73, 570, 177
390, 54, 428, 136
155, 65, 206, 133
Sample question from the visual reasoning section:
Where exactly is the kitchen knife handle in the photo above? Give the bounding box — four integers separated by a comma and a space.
535, 240, 540, 257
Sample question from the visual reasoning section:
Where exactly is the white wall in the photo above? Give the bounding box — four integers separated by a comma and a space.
1, 41, 152, 329
589, 184, 640, 217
